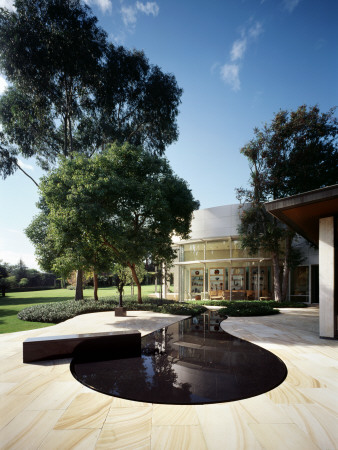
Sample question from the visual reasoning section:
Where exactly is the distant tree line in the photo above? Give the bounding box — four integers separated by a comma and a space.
0, 258, 56, 295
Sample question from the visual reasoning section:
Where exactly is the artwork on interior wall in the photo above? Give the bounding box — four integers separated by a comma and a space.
191, 269, 203, 293
209, 268, 225, 291
230, 268, 245, 290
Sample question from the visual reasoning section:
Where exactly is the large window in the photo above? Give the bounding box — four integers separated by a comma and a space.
231, 240, 248, 258
206, 240, 230, 259
183, 243, 204, 261
290, 266, 309, 302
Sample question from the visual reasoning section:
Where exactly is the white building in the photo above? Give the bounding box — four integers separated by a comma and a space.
172, 204, 318, 303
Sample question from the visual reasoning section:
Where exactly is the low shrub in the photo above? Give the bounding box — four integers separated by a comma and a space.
217, 302, 279, 317
158, 303, 206, 316
17, 297, 206, 323
17, 298, 119, 323
189, 299, 307, 308
265, 301, 307, 308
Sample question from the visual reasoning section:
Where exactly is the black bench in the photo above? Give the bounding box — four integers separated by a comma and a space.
23, 330, 141, 363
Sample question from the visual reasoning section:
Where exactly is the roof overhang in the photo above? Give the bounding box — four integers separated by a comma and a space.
265, 184, 338, 246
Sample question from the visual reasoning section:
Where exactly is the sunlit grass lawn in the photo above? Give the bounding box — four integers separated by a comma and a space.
0, 285, 157, 334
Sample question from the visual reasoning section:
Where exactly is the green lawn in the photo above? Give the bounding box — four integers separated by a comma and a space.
0, 285, 158, 334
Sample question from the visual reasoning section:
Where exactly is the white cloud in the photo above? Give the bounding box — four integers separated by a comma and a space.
220, 64, 240, 92
136, 1, 159, 17
110, 31, 127, 45
0, 0, 15, 11
18, 159, 34, 171
220, 20, 264, 91
249, 21, 263, 39
283, 0, 301, 13
120, 1, 159, 30
83, 0, 112, 14
121, 5, 138, 26
230, 38, 247, 61
0, 76, 8, 95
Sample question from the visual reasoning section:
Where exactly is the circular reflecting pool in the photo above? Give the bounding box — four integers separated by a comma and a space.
71, 312, 287, 405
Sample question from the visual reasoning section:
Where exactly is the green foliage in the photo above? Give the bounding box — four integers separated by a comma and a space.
113, 262, 146, 306
157, 303, 207, 316
0, 261, 14, 296
0, 0, 182, 179
218, 302, 280, 317
238, 105, 338, 301
0, 0, 107, 171
18, 278, 29, 288
17, 297, 206, 323
18, 299, 117, 323
189, 299, 307, 308
29, 143, 199, 303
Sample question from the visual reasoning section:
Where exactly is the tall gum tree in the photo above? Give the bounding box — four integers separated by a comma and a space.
33, 143, 199, 304
0, 0, 182, 299
237, 105, 338, 302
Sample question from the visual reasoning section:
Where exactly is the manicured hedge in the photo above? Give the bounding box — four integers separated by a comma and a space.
17, 297, 207, 324
217, 302, 279, 317
188, 299, 307, 308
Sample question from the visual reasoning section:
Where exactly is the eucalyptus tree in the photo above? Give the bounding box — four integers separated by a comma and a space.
32, 143, 199, 304
0, 0, 182, 180
0, 0, 107, 178
237, 105, 338, 301
0, 0, 183, 299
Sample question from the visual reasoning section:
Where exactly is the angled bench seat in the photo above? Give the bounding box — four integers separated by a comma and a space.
23, 330, 141, 363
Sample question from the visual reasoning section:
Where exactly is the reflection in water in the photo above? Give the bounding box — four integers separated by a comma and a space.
71, 312, 287, 405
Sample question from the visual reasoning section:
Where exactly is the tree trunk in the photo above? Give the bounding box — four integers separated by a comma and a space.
1, 286, 5, 297
75, 269, 83, 301
129, 263, 142, 304
118, 286, 123, 307
155, 266, 158, 293
272, 254, 282, 302
93, 272, 98, 301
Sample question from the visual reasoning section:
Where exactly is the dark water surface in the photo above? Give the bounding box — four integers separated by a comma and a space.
71, 312, 287, 405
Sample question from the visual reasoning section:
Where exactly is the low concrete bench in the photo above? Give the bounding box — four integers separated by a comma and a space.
23, 330, 141, 363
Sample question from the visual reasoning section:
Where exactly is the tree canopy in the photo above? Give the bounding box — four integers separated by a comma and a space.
28, 143, 199, 302
1, 0, 184, 299
237, 105, 338, 301
0, 0, 182, 180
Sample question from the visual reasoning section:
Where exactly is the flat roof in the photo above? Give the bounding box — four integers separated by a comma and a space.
265, 184, 338, 245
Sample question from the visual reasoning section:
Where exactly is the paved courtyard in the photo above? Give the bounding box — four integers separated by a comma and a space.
0, 307, 337, 449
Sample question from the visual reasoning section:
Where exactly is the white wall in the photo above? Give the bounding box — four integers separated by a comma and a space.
189, 204, 242, 240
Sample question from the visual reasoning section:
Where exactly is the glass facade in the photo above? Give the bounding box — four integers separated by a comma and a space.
206, 240, 230, 260
290, 266, 309, 302
175, 238, 276, 301
183, 243, 204, 261
173, 236, 317, 303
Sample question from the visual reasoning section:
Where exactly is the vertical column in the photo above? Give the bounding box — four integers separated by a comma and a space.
162, 263, 167, 299
179, 266, 184, 302
308, 264, 312, 304
319, 216, 336, 338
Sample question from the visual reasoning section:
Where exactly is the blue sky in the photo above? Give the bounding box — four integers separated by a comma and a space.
0, 0, 337, 269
